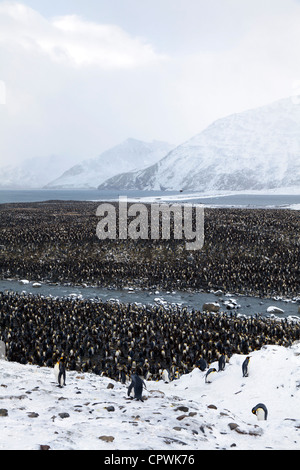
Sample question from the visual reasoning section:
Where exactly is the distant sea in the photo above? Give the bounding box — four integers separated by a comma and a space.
0, 188, 300, 208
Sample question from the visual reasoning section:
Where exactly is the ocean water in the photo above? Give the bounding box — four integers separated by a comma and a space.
0, 188, 300, 207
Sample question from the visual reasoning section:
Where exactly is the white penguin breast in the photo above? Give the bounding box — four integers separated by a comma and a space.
256, 408, 265, 420
54, 363, 59, 381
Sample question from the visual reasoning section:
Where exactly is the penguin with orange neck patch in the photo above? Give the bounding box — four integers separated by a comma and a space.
54, 356, 66, 388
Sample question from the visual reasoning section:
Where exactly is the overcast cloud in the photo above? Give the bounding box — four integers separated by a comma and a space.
0, 0, 300, 167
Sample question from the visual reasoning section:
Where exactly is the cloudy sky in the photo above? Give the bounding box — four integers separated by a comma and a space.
1, 0, 300, 168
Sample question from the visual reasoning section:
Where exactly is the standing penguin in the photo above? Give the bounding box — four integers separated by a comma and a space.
242, 356, 251, 377
218, 354, 226, 371
252, 403, 268, 421
127, 372, 146, 401
205, 367, 217, 383
54, 356, 66, 388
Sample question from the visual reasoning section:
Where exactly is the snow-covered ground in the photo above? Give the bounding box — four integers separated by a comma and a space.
1, 343, 300, 450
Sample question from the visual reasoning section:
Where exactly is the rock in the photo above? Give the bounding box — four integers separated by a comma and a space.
40, 445, 51, 450
107, 383, 114, 389
175, 406, 189, 413
27, 412, 39, 418
228, 422, 239, 430
228, 422, 262, 436
213, 289, 223, 296
176, 414, 188, 421
99, 435, 115, 443
207, 404, 218, 410
106, 406, 115, 412
58, 412, 70, 419
267, 306, 284, 314
202, 302, 220, 313
0, 409, 8, 416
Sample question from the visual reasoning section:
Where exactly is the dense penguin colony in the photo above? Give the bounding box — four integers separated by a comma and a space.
0, 201, 299, 384
1, 291, 300, 381
0, 201, 298, 298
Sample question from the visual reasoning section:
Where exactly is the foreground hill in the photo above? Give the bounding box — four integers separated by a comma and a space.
1, 343, 300, 450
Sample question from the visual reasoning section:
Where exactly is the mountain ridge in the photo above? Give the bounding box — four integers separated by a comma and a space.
99, 97, 300, 192
44, 138, 174, 189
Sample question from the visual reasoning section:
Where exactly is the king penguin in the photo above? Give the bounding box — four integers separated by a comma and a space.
205, 367, 217, 383
54, 356, 66, 387
197, 358, 208, 371
242, 356, 251, 377
218, 354, 226, 371
127, 372, 146, 401
252, 403, 268, 421
161, 368, 170, 383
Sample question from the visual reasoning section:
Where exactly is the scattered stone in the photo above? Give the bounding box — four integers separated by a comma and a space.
228, 422, 239, 430
0, 409, 8, 416
40, 445, 50, 450
106, 406, 115, 412
207, 404, 218, 410
107, 383, 114, 389
266, 306, 284, 314
202, 302, 220, 313
27, 412, 39, 418
175, 406, 189, 413
176, 414, 188, 421
164, 435, 188, 445
58, 412, 70, 419
228, 422, 262, 436
99, 435, 115, 443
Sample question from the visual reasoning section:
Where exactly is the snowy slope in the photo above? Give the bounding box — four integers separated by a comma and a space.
1, 343, 300, 450
99, 97, 300, 191
45, 139, 173, 189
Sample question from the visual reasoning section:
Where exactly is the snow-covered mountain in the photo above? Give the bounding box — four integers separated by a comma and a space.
0, 155, 73, 189
99, 98, 300, 192
1, 343, 300, 450
45, 139, 173, 189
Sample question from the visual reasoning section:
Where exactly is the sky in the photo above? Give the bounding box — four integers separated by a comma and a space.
0, 0, 300, 168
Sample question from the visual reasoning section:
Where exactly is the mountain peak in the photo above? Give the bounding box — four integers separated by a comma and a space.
99, 97, 300, 192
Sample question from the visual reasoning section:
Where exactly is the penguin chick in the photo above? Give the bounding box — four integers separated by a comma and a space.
242, 356, 251, 377
54, 357, 66, 387
205, 367, 217, 383
252, 403, 268, 421
127, 373, 146, 401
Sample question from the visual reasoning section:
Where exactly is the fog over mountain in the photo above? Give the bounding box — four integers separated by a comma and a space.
0, 139, 173, 189
44, 139, 174, 189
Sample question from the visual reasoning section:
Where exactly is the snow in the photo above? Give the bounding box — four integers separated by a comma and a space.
45, 139, 173, 189
1, 343, 300, 450
100, 97, 300, 192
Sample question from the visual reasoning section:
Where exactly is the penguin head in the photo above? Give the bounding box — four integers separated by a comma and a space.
252, 403, 268, 420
